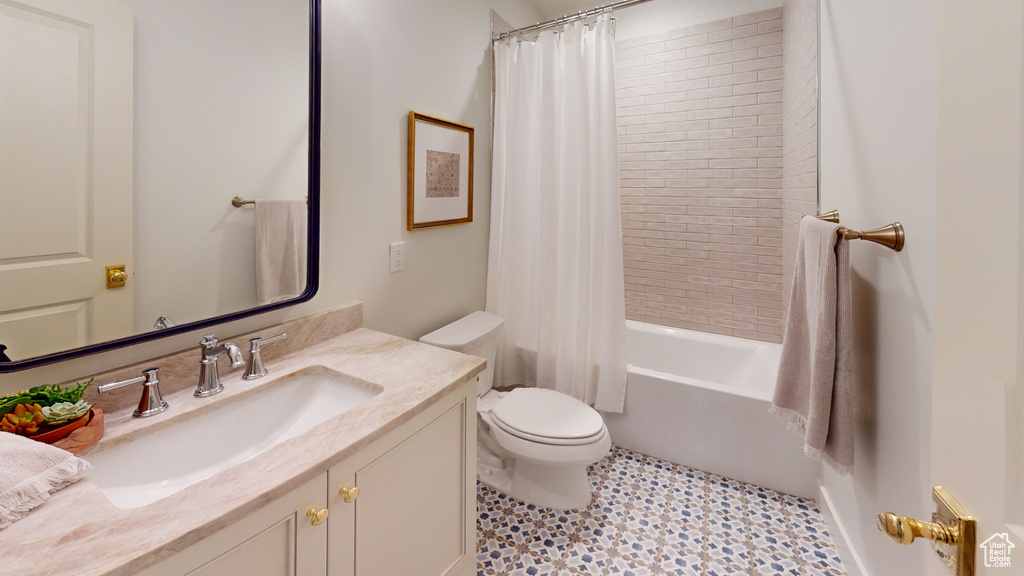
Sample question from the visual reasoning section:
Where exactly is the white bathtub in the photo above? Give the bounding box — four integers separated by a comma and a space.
602, 321, 819, 498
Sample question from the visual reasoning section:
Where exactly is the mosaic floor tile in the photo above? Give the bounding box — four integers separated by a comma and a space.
661, 521, 704, 554
507, 551, 560, 576
605, 553, 658, 575
623, 506, 664, 539
476, 446, 847, 576
614, 529, 660, 566
527, 527, 573, 562
479, 536, 521, 574
563, 541, 612, 574
657, 550, 703, 576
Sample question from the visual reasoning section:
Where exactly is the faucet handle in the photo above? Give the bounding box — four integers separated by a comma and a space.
244, 332, 287, 380
98, 367, 168, 418
200, 334, 219, 350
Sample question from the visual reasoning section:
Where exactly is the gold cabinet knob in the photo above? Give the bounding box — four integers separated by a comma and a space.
307, 507, 329, 526
339, 485, 359, 503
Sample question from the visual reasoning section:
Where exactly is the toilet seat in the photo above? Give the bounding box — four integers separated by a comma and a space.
490, 388, 606, 446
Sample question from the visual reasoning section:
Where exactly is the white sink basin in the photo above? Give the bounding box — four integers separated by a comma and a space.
87, 368, 380, 509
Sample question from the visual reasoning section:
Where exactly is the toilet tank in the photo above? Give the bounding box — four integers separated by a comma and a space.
419, 311, 504, 397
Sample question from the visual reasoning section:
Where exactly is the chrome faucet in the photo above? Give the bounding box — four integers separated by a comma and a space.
98, 367, 168, 417
243, 332, 287, 380
195, 335, 244, 397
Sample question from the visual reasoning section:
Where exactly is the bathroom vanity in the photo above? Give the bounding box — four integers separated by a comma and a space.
140, 381, 473, 576
0, 304, 482, 576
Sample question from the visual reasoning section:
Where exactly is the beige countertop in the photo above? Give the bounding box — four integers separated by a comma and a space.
0, 327, 484, 576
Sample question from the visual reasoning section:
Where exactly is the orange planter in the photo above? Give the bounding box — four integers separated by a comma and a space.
52, 409, 104, 455
30, 410, 92, 444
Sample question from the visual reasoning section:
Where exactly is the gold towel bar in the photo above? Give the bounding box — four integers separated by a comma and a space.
231, 196, 308, 208
813, 210, 905, 252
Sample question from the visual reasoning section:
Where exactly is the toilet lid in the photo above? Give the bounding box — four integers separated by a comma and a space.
490, 388, 605, 444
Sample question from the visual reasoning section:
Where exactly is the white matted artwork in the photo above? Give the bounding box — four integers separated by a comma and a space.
407, 112, 474, 230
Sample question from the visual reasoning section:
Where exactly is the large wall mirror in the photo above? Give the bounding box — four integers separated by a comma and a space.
0, 0, 321, 372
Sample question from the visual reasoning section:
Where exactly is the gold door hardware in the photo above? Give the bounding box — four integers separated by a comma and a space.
106, 265, 127, 289
306, 507, 329, 526
877, 486, 975, 576
339, 485, 359, 503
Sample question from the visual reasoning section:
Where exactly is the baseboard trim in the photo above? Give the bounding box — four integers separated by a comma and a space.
817, 481, 869, 576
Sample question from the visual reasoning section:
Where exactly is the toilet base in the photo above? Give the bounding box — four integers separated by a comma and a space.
505, 460, 596, 510
477, 446, 596, 510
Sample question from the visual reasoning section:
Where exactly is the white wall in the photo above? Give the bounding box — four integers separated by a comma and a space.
819, 0, 937, 574
0, 0, 543, 393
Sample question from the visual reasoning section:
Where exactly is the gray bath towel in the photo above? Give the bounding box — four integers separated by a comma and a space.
771, 216, 853, 475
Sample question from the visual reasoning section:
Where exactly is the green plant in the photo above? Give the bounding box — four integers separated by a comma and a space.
0, 379, 94, 418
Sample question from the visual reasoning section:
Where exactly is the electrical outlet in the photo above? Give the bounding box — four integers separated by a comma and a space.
389, 242, 405, 273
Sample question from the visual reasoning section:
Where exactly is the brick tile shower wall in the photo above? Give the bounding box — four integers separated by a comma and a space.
616, 8, 785, 343
781, 0, 818, 314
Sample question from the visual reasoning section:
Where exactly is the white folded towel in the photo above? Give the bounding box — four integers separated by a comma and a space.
255, 199, 308, 305
0, 432, 92, 530
770, 215, 854, 475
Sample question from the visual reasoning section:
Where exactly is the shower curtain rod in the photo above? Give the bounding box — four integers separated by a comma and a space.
491, 0, 655, 42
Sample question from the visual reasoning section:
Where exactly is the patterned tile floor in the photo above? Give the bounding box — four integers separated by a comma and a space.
477, 446, 846, 576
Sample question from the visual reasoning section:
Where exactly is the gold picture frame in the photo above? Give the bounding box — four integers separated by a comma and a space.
407, 112, 474, 230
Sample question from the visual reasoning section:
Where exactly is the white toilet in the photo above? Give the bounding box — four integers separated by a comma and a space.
420, 311, 611, 510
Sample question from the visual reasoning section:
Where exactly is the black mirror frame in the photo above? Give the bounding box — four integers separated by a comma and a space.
0, 0, 322, 373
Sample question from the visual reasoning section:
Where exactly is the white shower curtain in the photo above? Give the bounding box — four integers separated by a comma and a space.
486, 15, 627, 413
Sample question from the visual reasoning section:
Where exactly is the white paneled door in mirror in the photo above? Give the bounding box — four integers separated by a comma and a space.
0, 0, 134, 361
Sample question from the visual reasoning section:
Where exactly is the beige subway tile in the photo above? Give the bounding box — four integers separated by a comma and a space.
687, 108, 734, 120
666, 33, 710, 51
710, 23, 759, 42
734, 32, 782, 51
626, 42, 667, 59
758, 18, 784, 34
710, 47, 760, 66
708, 94, 759, 109
734, 296, 783, 310
710, 158, 759, 169
710, 318, 759, 331
664, 56, 714, 74
759, 44, 783, 59
733, 79, 784, 95
710, 117, 759, 129
686, 63, 735, 79
687, 149, 734, 160
627, 62, 668, 78
708, 71, 760, 87
710, 138, 759, 150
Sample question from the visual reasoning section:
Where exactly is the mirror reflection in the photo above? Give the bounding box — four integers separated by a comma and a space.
0, 0, 312, 363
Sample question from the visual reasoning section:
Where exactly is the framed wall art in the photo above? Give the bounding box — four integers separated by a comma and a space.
407, 112, 474, 230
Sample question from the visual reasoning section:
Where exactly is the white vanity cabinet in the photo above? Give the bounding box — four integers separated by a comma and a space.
137, 382, 475, 576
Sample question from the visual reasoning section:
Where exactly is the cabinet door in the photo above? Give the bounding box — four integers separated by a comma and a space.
139, 473, 328, 576
329, 399, 471, 576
